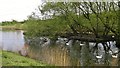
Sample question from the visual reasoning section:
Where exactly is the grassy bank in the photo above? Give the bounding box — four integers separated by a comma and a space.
2, 50, 48, 66
0, 23, 27, 30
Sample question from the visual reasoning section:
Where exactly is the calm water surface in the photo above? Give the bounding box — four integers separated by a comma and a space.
0, 29, 24, 52
1, 29, 120, 66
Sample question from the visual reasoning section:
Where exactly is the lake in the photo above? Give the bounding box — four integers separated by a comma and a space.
1, 29, 120, 66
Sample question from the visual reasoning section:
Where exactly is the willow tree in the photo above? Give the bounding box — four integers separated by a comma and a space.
39, 2, 119, 38
40, 2, 83, 35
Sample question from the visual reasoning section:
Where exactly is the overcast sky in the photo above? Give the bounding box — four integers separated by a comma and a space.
0, 0, 42, 22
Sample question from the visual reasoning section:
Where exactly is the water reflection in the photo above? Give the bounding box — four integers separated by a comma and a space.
0, 30, 25, 52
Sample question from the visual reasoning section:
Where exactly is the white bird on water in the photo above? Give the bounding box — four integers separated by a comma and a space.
66, 40, 73, 46
79, 42, 85, 46
109, 47, 119, 58
80, 43, 85, 46
112, 54, 118, 58
96, 55, 103, 59
112, 50, 119, 58
112, 35, 115, 38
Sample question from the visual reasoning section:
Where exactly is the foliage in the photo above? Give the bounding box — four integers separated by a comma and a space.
25, 19, 71, 38
39, 2, 119, 37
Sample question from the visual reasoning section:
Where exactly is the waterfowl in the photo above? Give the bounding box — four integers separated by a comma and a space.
96, 55, 103, 59
108, 50, 119, 58
66, 43, 69, 46
79, 42, 85, 46
66, 40, 73, 46
112, 35, 115, 38
112, 54, 118, 58
79, 43, 85, 46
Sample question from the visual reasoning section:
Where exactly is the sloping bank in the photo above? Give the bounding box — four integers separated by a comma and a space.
2, 50, 49, 66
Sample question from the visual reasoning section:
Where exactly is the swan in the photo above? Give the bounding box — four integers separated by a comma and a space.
112, 35, 115, 38
66, 41, 69, 46
79, 43, 85, 46
96, 55, 103, 59
79, 42, 85, 46
66, 40, 73, 46
112, 53, 118, 58
109, 50, 119, 58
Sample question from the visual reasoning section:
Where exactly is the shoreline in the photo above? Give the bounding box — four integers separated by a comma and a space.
0, 26, 24, 30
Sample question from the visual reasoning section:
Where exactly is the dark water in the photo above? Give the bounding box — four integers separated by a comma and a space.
1, 29, 120, 66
